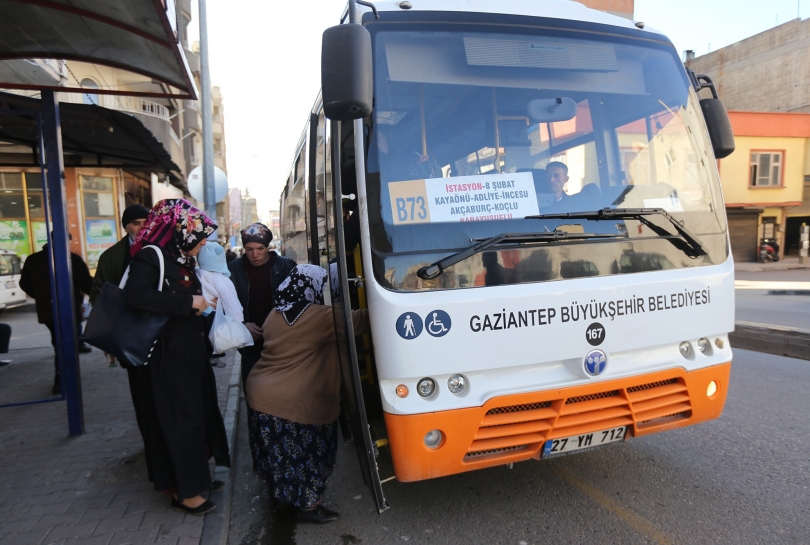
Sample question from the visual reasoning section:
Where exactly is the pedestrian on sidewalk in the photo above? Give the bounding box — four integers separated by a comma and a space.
124, 199, 231, 515
19, 233, 93, 395
246, 264, 369, 524
227, 223, 295, 398
89, 203, 150, 367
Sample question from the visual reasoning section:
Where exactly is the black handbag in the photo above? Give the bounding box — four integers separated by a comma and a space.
82, 245, 169, 367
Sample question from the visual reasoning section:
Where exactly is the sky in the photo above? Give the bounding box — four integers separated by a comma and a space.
192, 0, 809, 219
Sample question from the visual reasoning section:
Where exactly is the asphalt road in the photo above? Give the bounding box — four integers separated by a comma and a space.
734, 269, 810, 329
228, 348, 810, 545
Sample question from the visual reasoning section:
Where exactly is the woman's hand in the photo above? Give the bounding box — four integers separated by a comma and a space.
209, 297, 218, 311
192, 295, 209, 315
244, 322, 263, 338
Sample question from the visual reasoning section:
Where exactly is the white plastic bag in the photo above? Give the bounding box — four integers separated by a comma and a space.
209, 300, 254, 353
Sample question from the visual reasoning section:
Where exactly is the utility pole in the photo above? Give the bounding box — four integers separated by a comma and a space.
198, 0, 216, 223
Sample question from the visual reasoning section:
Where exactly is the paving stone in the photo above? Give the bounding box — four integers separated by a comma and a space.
122, 500, 168, 517
41, 520, 98, 542
78, 504, 127, 524
107, 490, 161, 508
0, 526, 51, 545
154, 519, 204, 540
0, 507, 29, 524
64, 495, 114, 514
23, 501, 73, 519
91, 514, 143, 537
61, 533, 113, 545
176, 537, 199, 545
139, 510, 184, 529
31, 511, 84, 532
107, 525, 159, 545
0, 517, 40, 534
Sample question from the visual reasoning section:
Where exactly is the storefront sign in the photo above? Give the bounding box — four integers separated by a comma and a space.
0, 220, 30, 256
388, 172, 539, 225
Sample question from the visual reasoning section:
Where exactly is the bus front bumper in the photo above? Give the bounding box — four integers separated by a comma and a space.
384, 362, 731, 482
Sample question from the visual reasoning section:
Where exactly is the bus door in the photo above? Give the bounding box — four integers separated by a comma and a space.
323, 116, 388, 513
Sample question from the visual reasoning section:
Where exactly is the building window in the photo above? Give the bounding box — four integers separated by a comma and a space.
80, 175, 119, 270
750, 151, 783, 187
81, 78, 99, 105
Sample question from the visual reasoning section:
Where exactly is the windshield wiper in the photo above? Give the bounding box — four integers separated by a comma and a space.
417, 231, 623, 280
526, 207, 707, 259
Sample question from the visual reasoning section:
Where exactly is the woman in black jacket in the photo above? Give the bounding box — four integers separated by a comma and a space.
124, 199, 230, 515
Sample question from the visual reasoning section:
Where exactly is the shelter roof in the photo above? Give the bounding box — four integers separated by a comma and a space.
0, 0, 197, 99
0, 91, 182, 179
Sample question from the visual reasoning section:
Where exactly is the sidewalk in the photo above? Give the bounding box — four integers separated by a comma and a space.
0, 314, 240, 545
734, 256, 810, 273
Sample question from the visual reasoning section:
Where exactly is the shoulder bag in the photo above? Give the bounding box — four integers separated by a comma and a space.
82, 245, 170, 367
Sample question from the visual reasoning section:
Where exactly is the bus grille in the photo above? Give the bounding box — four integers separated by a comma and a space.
465, 376, 692, 462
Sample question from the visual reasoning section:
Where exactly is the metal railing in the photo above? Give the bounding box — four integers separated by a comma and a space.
58, 93, 171, 121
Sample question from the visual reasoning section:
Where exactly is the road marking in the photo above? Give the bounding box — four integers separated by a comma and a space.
735, 280, 810, 290
555, 466, 678, 545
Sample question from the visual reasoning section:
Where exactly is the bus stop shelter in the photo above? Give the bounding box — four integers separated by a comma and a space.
0, 0, 197, 435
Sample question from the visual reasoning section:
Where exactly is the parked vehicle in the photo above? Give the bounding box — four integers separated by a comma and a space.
759, 238, 780, 262
0, 250, 27, 313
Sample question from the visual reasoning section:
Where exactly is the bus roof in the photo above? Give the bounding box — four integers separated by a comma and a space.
353, 0, 655, 35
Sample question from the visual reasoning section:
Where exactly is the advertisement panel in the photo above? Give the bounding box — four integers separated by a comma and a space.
84, 219, 119, 270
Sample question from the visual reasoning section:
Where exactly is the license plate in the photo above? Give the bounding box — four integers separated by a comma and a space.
542, 426, 627, 458
5, 281, 14, 289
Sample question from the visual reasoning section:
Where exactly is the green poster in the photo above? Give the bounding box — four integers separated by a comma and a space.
0, 220, 31, 257
32, 221, 49, 252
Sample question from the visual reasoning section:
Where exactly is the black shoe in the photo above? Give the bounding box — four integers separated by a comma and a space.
0, 360, 10, 367
209, 480, 225, 492
78, 343, 92, 354
296, 505, 340, 524
171, 498, 216, 515
211, 353, 225, 358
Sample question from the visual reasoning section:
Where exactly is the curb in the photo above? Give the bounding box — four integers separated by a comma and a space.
201, 352, 242, 545
730, 321, 810, 361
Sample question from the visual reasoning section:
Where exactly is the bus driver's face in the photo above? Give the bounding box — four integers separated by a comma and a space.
548, 166, 569, 198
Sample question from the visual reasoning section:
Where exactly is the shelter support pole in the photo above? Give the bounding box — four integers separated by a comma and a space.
199, 0, 216, 223
41, 89, 84, 436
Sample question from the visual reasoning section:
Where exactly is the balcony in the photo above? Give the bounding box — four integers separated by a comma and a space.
58, 93, 171, 121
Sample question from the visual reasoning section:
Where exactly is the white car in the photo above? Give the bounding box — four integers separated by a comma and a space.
0, 250, 27, 313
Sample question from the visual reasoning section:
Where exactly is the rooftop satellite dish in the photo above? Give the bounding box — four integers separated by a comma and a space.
188, 166, 228, 203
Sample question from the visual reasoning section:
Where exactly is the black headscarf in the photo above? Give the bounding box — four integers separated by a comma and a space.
273, 264, 327, 326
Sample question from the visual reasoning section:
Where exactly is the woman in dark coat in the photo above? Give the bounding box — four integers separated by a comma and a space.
124, 199, 231, 514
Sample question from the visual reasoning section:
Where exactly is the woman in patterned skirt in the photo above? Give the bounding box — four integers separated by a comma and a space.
245, 264, 368, 524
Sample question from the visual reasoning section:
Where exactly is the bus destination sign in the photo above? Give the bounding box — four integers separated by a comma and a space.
388, 172, 540, 225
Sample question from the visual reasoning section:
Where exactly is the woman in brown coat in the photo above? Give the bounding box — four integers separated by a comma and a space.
245, 264, 368, 524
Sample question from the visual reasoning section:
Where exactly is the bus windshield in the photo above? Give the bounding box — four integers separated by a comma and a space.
365, 23, 728, 291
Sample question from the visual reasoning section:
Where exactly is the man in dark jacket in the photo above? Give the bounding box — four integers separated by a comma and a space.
90, 204, 149, 366
228, 223, 295, 398
20, 235, 93, 394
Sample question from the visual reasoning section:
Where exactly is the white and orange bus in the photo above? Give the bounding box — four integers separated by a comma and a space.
279, 0, 736, 512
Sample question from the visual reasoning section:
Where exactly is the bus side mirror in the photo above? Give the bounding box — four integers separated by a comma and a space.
321, 24, 373, 121
700, 98, 735, 159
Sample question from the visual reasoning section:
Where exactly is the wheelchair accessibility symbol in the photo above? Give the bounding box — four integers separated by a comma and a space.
396, 312, 423, 340
425, 310, 452, 337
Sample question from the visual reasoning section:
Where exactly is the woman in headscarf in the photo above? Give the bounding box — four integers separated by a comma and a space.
123, 199, 231, 515
246, 264, 369, 524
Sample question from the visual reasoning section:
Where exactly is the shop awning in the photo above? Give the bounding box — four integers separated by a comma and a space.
0, 91, 182, 179
0, 0, 197, 99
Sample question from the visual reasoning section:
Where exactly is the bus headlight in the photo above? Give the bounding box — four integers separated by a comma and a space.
707, 381, 718, 397
697, 338, 710, 353
396, 384, 409, 398
679, 341, 692, 358
417, 378, 436, 397
424, 429, 443, 449
447, 374, 467, 394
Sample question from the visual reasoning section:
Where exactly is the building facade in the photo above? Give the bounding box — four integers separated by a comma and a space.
719, 111, 810, 261
686, 18, 810, 260
576, 0, 634, 20
0, 0, 230, 267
